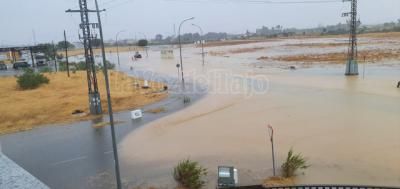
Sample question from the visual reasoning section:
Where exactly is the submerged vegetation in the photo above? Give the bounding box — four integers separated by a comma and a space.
281, 149, 310, 178
173, 159, 207, 189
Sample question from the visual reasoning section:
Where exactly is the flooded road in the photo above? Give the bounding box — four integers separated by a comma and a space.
0, 64, 206, 189
0, 35, 399, 188
117, 38, 400, 188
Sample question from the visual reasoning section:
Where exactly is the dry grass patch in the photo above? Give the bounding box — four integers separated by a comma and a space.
202, 40, 265, 47
359, 31, 400, 39
229, 47, 265, 54
145, 107, 167, 114
209, 47, 265, 56
262, 176, 295, 187
0, 71, 167, 135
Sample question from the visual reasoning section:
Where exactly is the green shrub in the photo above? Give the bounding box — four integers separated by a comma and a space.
57, 60, 115, 73
39, 67, 53, 73
58, 61, 68, 71
183, 96, 191, 104
173, 159, 207, 189
137, 39, 148, 47
281, 149, 309, 178
72, 61, 87, 71
98, 60, 116, 71
17, 69, 49, 90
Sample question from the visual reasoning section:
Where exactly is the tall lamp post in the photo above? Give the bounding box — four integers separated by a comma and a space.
192, 24, 205, 67
95, 0, 122, 188
178, 17, 195, 90
115, 30, 126, 65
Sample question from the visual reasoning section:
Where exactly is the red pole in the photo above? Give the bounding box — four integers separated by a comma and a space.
268, 124, 276, 176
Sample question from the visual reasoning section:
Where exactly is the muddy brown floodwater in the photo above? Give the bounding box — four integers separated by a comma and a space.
113, 35, 400, 188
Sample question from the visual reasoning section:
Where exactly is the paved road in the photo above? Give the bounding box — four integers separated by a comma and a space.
0, 68, 206, 189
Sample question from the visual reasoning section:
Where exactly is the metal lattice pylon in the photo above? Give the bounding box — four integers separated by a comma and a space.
78, 0, 102, 114
345, 0, 359, 75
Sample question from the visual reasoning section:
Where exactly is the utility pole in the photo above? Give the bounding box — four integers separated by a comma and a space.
29, 47, 36, 68
343, 0, 359, 75
64, 30, 70, 77
192, 24, 205, 67
116, 30, 126, 66
32, 29, 37, 46
66, 0, 102, 115
138, 32, 148, 58
52, 41, 58, 72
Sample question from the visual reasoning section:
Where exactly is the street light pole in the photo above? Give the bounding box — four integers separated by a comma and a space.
64, 30, 70, 77
192, 24, 205, 67
115, 30, 125, 66
94, 0, 122, 188
178, 17, 195, 90
52, 41, 58, 72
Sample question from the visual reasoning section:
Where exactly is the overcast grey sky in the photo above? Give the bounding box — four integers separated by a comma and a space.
1, 0, 400, 46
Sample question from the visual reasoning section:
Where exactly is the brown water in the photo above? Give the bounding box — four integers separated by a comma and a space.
116, 37, 400, 188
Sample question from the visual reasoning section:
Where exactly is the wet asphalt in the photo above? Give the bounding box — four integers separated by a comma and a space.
0, 65, 207, 189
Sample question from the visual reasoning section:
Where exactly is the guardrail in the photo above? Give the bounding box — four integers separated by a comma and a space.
227, 185, 400, 189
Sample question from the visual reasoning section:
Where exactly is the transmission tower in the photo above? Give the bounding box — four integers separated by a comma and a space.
342, 0, 359, 75
66, 0, 102, 114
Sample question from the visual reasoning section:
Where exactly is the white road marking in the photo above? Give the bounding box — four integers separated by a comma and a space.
104, 150, 113, 154
51, 156, 88, 166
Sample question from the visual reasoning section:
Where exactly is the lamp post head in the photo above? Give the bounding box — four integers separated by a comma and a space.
116, 30, 126, 38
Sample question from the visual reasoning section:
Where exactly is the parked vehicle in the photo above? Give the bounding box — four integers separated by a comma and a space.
134, 52, 142, 59
35, 54, 48, 66
13, 61, 30, 69
0, 63, 7, 70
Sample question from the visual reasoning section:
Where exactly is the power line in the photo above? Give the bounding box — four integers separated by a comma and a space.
99, 0, 343, 11
163, 0, 342, 4
247, 0, 342, 4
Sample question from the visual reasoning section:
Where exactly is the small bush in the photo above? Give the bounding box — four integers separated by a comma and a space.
281, 149, 309, 178
137, 39, 148, 47
98, 60, 116, 71
74, 61, 87, 71
17, 69, 49, 90
173, 159, 207, 189
183, 96, 191, 104
39, 67, 53, 73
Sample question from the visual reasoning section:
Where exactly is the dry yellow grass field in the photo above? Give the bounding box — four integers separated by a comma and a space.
0, 71, 167, 135
263, 177, 295, 187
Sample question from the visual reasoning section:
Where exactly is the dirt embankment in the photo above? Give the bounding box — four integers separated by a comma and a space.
258, 49, 400, 64
284, 42, 348, 48
202, 39, 268, 47
0, 71, 167, 135
209, 47, 266, 56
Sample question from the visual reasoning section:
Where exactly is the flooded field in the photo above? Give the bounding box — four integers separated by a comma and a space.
113, 35, 400, 188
